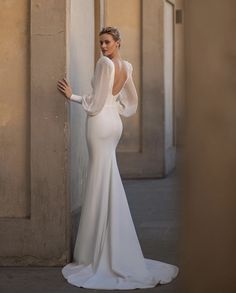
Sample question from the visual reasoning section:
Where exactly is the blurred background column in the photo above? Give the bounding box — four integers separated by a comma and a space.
181, 0, 236, 292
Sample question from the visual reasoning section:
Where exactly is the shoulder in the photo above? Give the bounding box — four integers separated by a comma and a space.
96, 56, 114, 70
124, 61, 133, 75
124, 60, 133, 71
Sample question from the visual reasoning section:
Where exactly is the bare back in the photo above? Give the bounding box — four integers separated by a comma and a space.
112, 59, 128, 96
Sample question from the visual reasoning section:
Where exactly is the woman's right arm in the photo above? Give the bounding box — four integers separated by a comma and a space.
58, 56, 114, 116
72, 57, 113, 116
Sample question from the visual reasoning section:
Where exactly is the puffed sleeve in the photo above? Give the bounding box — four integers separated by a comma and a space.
116, 63, 138, 117
69, 56, 114, 116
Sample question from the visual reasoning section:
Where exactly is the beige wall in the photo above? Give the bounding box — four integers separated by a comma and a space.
0, 0, 30, 218
181, 0, 236, 292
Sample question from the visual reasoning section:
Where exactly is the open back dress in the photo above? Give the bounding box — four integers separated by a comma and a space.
61, 55, 179, 290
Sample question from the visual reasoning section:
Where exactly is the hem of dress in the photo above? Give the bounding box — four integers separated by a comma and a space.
61, 258, 179, 290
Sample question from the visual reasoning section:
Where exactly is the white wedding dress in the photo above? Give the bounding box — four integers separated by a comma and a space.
62, 56, 179, 290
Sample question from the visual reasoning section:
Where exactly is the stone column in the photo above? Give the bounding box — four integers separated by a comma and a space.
0, 0, 70, 266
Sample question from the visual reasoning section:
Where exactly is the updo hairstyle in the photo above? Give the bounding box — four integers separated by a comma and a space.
99, 26, 121, 48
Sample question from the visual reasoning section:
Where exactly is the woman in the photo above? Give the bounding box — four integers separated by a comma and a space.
57, 26, 179, 290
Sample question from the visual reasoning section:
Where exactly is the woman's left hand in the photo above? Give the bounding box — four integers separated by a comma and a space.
57, 78, 72, 99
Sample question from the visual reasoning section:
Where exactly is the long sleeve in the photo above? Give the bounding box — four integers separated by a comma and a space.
69, 56, 114, 116
116, 63, 138, 117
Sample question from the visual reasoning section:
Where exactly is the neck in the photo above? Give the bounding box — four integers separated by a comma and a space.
107, 50, 121, 60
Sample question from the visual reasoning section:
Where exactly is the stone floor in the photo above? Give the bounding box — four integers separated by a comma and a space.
0, 170, 181, 293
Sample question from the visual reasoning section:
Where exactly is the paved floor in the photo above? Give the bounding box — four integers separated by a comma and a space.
0, 170, 181, 293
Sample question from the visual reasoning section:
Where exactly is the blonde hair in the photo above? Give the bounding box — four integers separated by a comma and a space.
99, 26, 121, 48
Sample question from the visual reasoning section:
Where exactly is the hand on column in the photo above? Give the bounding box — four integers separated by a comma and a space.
57, 78, 72, 100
